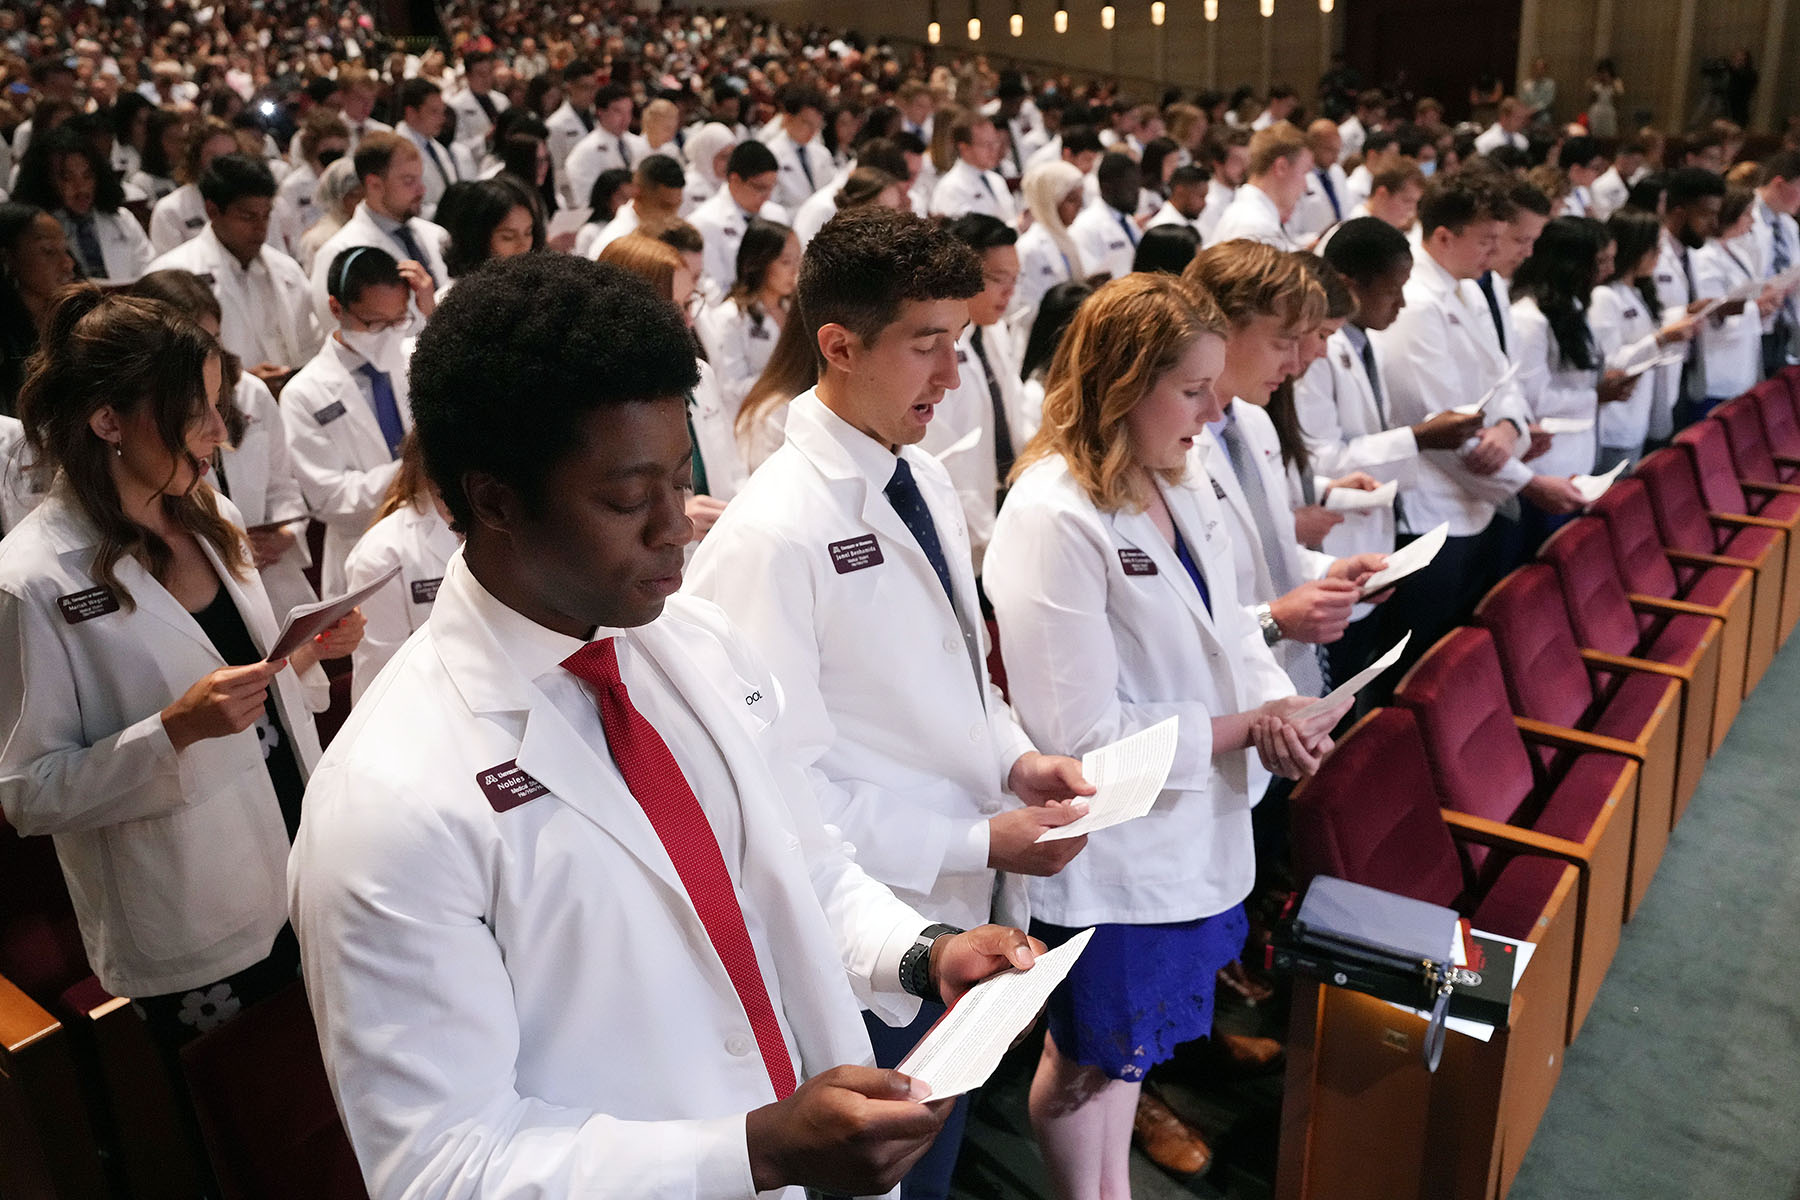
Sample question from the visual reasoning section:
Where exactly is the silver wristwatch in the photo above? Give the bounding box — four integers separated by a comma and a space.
1255, 602, 1284, 646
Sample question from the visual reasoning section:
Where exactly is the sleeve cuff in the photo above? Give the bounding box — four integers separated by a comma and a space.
873, 922, 930, 997
941, 816, 991, 875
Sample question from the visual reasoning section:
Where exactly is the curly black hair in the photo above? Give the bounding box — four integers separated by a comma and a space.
409, 253, 702, 531
798, 207, 982, 349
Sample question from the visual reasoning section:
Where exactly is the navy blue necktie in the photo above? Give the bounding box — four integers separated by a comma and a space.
392, 222, 438, 288
1171, 529, 1211, 614
796, 144, 815, 192
884, 457, 956, 608
1476, 271, 1507, 355
359, 363, 406, 458
1117, 210, 1140, 246
1317, 169, 1341, 219
71, 214, 107, 279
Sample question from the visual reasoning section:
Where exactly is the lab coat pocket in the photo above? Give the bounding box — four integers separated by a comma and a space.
105, 745, 277, 961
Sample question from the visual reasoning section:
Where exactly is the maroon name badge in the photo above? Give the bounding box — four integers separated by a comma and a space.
476, 761, 549, 812
57, 586, 120, 624
829, 534, 884, 574
1118, 548, 1159, 576
410, 578, 443, 605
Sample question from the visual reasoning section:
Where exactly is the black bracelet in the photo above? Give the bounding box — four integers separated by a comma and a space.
899, 923, 963, 1006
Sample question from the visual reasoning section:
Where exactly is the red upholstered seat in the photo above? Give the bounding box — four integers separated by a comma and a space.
1393, 628, 1634, 1038
1716, 396, 1800, 485
1673, 420, 1800, 643
0, 816, 88, 1008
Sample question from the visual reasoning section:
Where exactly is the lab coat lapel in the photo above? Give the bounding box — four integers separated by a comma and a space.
1199, 426, 1276, 598
195, 533, 275, 655
319, 344, 391, 463
1107, 504, 1216, 639
110, 552, 223, 661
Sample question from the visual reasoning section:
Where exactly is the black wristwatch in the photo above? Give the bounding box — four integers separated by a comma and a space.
899, 923, 963, 1006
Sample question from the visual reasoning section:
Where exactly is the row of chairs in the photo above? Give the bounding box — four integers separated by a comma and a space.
1275, 366, 1800, 1200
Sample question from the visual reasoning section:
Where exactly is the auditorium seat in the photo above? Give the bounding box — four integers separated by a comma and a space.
1281, 707, 1579, 1200
1751, 378, 1800, 468
180, 982, 367, 1200
1538, 517, 1722, 827
0, 975, 106, 1198
1634, 448, 1783, 692
1393, 626, 1634, 1037
1473, 564, 1689, 839
1715, 395, 1800, 485
1672, 420, 1800, 640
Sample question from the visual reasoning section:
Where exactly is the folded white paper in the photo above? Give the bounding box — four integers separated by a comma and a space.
266, 566, 399, 661
1538, 416, 1594, 435
1294, 633, 1410, 721
898, 928, 1095, 1097
1571, 460, 1627, 504
1324, 480, 1398, 511
1623, 349, 1688, 378
1451, 361, 1521, 416
1036, 717, 1179, 842
1359, 521, 1447, 597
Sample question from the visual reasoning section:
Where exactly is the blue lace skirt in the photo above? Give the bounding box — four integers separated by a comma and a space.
1031, 905, 1249, 1081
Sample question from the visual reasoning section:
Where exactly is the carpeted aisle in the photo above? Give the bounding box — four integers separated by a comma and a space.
1508, 635, 1800, 1200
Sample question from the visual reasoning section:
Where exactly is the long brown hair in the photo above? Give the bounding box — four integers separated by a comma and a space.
374, 431, 433, 521
17, 288, 248, 606
1267, 255, 1356, 479
1013, 273, 1229, 513
735, 309, 819, 442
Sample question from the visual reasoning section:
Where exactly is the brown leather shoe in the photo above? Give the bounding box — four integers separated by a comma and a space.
1217, 1033, 1285, 1070
1133, 1090, 1212, 1176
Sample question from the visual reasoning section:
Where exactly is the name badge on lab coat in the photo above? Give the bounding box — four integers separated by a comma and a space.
57, 586, 120, 624
477, 761, 549, 812
828, 534, 884, 574
184, 216, 205, 230
1118, 548, 1159, 576
313, 400, 348, 426
410, 578, 442, 605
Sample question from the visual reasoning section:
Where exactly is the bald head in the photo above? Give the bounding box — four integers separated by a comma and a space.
1306, 118, 1342, 168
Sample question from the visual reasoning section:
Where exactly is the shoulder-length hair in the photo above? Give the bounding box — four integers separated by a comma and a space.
1013, 273, 1229, 513
443, 176, 543, 277
17, 288, 248, 605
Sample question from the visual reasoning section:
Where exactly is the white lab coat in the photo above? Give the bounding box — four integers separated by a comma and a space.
1200, 407, 1335, 691
562, 126, 647, 211
690, 358, 750, 503
0, 485, 321, 998
1196, 179, 1238, 243
308, 203, 450, 326
1588, 281, 1664, 453
1750, 196, 1800, 351
277, 161, 323, 234
149, 184, 212, 256
1590, 166, 1630, 221
1510, 295, 1601, 477
1205, 183, 1296, 250
695, 299, 782, 417
218, 372, 317, 625
0, 416, 45, 535
446, 86, 508, 156
1473, 125, 1528, 155
290, 555, 925, 1199
60, 208, 155, 283
921, 324, 1029, 571
342, 500, 457, 701
1145, 200, 1205, 237
1651, 229, 1699, 439
687, 187, 790, 295
929, 158, 1018, 224
279, 335, 410, 596
397, 121, 468, 220
1068, 201, 1139, 281
766, 130, 835, 212
543, 101, 593, 188
686, 391, 1038, 933
1693, 239, 1765, 401
1010, 222, 1077, 336
1289, 164, 1352, 242
789, 167, 850, 247
984, 454, 1294, 925
147, 225, 324, 370
1369, 251, 1534, 536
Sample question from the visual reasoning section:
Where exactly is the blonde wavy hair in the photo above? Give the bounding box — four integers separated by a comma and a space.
1013, 273, 1229, 513
1182, 238, 1325, 332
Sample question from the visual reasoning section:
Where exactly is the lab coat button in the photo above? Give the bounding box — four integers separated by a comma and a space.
726, 1033, 754, 1057
967, 724, 984, 743
942, 635, 960, 653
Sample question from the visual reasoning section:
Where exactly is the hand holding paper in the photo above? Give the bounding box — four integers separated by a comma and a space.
1359, 522, 1447, 597
1036, 718, 1179, 842
1325, 480, 1398, 511
1571, 460, 1627, 504
1293, 633, 1411, 722
266, 565, 400, 661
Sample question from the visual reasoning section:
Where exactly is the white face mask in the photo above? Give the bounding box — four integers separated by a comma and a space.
339, 325, 406, 376
1419, 159, 1438, 178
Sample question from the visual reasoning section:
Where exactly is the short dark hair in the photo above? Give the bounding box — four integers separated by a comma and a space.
1507, 180, 1552, 217
1666, 166, 1726, 210
799, 208, 982, 350
1169, 164, 1210, 188
325, 244, 404, 307
1419, 173, 1496, 236
1362, 129, 1400, 157
1133, 225, 1201, 276
1062, 126, 1104, 157
1323, 216, 1413, 284
352, 131, 416, 185
462, 49, 496, 71
410, 254, 701, 530
855, 137, 909, 181
199, 152, 277, 211
781, 85, 826, 116
1562, 136, 1602, 168
1097, 151, 1139, 188
595, 83, 632, 110
400, 77, 441, 115
1762, 151, 1800, 187
726, 139, 778, 180
636, 153, 685, 191
133, 267, 224, 325
944, 212, 1018, 253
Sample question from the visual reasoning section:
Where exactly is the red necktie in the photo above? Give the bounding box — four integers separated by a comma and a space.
562, 638, 798, 1101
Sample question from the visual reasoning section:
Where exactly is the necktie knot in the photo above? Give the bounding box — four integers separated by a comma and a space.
561, 636, 622, 694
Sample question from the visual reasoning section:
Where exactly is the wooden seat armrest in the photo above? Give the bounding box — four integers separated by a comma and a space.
0, 974, 62, 1056
1667, 548, 1758, 571
1440, 810, 1591, 866
1513, 716, 1648, 759
1628, 593, 1729, 620
1771, 451, 1800, 467
1579, 647, 1692, 681
1742, 479, 1800, 496
1710, 511, 1791, 531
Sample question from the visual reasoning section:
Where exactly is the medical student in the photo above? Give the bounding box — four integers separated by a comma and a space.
984, 272, 1345, 1199
279, 110, 351, 238
689, 139, 790, 297
1287, 119, 1350, 244
1069, 153, 1144, 282
283, 246, 430, 596
929, 111, 1017, 224
922, 214, 1027, 572
1146, 164, 1211, 237
146, 118, 240, 256
308, 133, 450, 326
1011, 160, 1087, 338
1180, 242, 1388, 696
446, 49, 509, 161
341, 434, 457, 701
290, 251, 1044, 1199
1654, 168, 1730, 433
696, 218, 799, 416
1195, 127, 1250, 245
147, 154, 324, 386
543, 58, 599, 191
16, 129, 155, 284
561, 84, 647, 212
1591, 210, 1699, 471
1, 290, 356, 1058
132, 269, 317, 624
687, 209, 1094, 1200
765, 86, 835, 212
1205, 122, 1311, 250
1694, 186, 1768, 417
1750, 152, 1800, 375
396, 78, 470, 222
